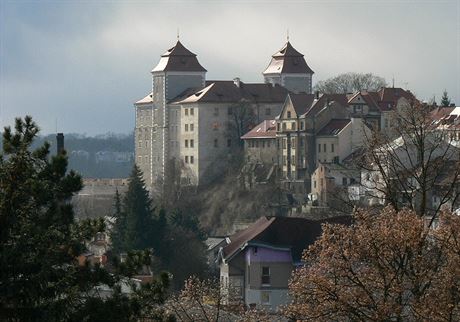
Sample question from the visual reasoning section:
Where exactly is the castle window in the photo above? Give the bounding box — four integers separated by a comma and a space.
185, 108, 188, 116
228, 107, 233, 115
323, 144, 326, 153
138, 140, 142, 148
255, 140, 259, 148
287, 111, 291, 118
190, 124, 194, 131
190, 156, 194, 164
282, 123, 287, 131
277, 123, 280, 131
185, 124, 189, 132
292, 137, 296, 149
300, 121, 304, 130
190, 139, 194, 148
318, 144, 321, 152
185, 140, 189, 148
214, 139, 218, 148
267, 140, 270, 148
331, 144, 334, 152
292, 122, 296, 131
342, 177, 348, 186
185, 156, 189, 163
227, 139, 231, 147
214, 107, 219, 116
190, 108, 194, 115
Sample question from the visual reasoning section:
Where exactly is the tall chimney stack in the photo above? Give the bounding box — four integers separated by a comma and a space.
56, 133, 64, 155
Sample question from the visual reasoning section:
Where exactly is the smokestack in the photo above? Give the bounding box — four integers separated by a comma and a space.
56, 133, 64, 155
233, 77, 241, 88
315, 91, 320, 100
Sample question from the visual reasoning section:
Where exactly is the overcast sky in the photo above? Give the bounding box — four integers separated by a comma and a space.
1, 0, 459, 135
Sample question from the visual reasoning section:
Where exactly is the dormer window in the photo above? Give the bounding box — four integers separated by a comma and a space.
287, 111, 291, 118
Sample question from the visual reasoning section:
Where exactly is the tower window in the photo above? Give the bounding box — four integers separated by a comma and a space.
287, 111, 291, 118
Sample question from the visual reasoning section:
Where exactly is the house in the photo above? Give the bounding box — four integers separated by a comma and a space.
310, 162, 360, 207
218, 215, 351, 311
241, 119, 278, 166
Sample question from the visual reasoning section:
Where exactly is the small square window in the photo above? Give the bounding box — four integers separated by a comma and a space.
261, 291, 270, 305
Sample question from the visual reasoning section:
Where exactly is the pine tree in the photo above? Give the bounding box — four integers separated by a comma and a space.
110, 188, 125, 253
121, 165, 156, 251
0, 117, 172, 320
441, 90, 451, 107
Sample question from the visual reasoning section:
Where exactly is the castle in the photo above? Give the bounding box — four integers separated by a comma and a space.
134, 39, 315, 190
134, 39, 414, 196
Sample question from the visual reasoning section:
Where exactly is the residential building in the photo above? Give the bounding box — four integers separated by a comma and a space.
310, 162, 360, 207
218, 215, 351, 311
241, 119, 278, 166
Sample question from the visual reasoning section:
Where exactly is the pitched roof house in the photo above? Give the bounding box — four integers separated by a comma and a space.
219, 215, 351, 311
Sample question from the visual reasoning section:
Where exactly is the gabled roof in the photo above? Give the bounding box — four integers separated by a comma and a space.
241, 119, 277, 139
152, 41, 207, 73
288, 93, 316, 116
222, 216, 351, 263
176, 81, 289, 104
263, 41, 314, 75
317, 119, 351, 136
303, 94, 349, 117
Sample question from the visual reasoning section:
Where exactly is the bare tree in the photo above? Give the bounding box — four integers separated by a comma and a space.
359, 100, 460, 224
227, 99, 257, 148
285, 206, 460, 321
314, 72, 387, 94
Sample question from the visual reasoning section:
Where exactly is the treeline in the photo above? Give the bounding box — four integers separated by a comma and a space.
0, 132, 134, 178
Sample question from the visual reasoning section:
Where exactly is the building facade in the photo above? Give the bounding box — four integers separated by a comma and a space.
134, 40, 315, 189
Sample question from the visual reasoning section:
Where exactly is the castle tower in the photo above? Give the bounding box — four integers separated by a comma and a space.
263, 41, 314, 94
150, 40, 207, 187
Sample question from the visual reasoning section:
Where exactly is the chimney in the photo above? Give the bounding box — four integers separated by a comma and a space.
315, 91, 320, 99
56, 133, 64, 155
233, 77, 241, 88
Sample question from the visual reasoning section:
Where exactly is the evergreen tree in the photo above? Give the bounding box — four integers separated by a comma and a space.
119, 165, 156, 252
0, 117, 172, 321
111, 188, 125, 253
441, 90, 451, 107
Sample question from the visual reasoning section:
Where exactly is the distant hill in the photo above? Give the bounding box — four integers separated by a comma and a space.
1, 132, 134, 178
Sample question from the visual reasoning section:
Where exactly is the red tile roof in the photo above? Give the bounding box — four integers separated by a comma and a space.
241, 119, 277, 139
